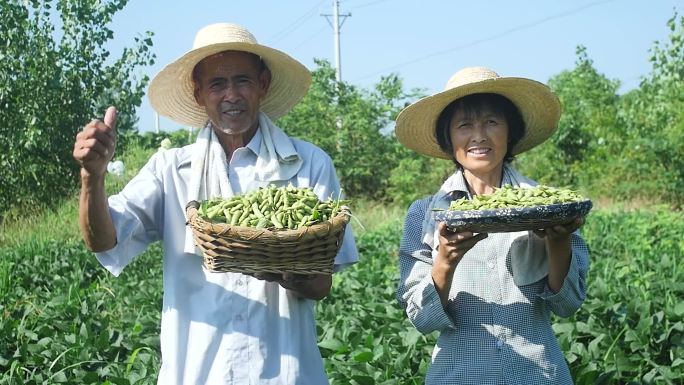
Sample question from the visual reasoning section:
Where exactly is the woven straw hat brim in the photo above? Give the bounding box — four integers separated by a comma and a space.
148, 42, 311, 128
395, 77, 561, 159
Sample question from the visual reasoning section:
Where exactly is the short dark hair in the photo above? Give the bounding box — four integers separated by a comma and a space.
435, 93, 525, 168
191, 50, 268, 85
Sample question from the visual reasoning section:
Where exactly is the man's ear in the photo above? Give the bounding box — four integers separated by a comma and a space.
259, 68, 272, 97
193, 84, 204, 107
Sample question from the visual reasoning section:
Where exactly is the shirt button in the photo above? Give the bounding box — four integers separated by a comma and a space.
236, 280, 243, 286
496, 339, 504, 349
487, 262, 495, 269
235, 314, 243, 321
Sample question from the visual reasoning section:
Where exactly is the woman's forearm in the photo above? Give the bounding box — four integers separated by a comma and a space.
546, 236, 572, 293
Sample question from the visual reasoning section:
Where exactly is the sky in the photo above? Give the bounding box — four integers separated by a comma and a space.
104, 0, 683, 133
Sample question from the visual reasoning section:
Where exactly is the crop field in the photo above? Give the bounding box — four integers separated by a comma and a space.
1, 203, 682, 384
3, 3, 684, 384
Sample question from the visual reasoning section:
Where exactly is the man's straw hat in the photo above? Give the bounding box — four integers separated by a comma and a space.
148, 23, 311, 128
395, 67, 561, 159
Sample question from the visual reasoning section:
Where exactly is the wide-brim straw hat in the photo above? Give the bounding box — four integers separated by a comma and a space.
148, 23, 312, 128
395, 67, 561, 159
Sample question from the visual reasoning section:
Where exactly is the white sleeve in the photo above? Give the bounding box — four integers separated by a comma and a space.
95, 154, 164, 276
303, 147, 360, 272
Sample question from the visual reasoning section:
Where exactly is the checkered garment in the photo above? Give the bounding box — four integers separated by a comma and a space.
396, 183, 589, 384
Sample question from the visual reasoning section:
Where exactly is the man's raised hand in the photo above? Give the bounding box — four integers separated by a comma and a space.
73, 106, 118, 178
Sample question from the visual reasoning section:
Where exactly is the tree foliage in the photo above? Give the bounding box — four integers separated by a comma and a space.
517, 46, 621, 189
278, 59, 423, 200
518, 11, 684, 208
618, 12, 684, 206
0, 0, 154, 217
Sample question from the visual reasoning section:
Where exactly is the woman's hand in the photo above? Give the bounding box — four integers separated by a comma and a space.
533, 216, 585, 242
432, 222, 487, 308
534, 216, 585, 293
435, 222, 488, 268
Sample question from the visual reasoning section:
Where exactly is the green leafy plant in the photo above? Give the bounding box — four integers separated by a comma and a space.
0, 0, 155, 218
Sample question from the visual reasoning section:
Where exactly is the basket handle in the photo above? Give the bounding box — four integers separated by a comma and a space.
185, 200, 200, 225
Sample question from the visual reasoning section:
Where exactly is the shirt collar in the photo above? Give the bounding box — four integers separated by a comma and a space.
244, 126, 263, 156
443, 169, 470, 201
445, 164, 514, 200
177, 126, 264, 169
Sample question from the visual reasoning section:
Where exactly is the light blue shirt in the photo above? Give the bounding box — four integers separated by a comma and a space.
96, 127, 358, 385
396, 171, 589, 385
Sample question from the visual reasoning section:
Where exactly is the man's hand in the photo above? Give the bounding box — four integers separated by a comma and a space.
251, 272, 332, 300
75, 107, 118, 252
73, 106, 118, 179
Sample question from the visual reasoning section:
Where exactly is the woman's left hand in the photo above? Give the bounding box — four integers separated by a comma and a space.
535, 216, 585, 292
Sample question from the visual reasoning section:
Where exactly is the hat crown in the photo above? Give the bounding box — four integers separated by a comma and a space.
192, 23, 257, 50
444, 67, 500, 90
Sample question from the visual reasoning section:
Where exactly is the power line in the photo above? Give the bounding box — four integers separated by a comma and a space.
353, 0, 617, 82
348, 0, 392, 10
290, 25, 328, 52
267, 0, 326, 44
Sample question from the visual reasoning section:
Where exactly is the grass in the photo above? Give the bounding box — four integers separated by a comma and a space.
0, 144, 156, 249
349, 198, 406, 234
0, 197, 81, 248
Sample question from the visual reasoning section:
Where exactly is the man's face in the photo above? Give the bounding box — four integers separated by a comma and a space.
193, 51, 271, 136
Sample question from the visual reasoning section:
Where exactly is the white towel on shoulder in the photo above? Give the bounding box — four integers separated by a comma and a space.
183, 112, 303, 254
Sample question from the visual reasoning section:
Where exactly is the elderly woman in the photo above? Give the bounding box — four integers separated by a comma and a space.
395, 67, 589, 384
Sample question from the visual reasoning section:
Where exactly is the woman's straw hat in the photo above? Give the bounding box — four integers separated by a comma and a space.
395, 67, 561, 159
148, 23, 311, 128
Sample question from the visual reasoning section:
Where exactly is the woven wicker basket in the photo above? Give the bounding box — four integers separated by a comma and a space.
185, 201, 350, 274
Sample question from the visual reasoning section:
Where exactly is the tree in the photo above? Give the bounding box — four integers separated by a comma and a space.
517, 11, 684, 208
619, 12, 684, 206
515, 45, 620, 201
0, 0, 154, 217
278, 59, 421, 200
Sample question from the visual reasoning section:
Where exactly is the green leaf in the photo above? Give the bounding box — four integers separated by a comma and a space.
79, 323, 88, 338
674, 301, 684, 316
51, 371, 68, 383
353, 350, 373, 362
318, 338, 343, 352
351, 375, 375, 385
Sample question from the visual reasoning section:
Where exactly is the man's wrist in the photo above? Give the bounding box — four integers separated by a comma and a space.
81, 168, 107, 184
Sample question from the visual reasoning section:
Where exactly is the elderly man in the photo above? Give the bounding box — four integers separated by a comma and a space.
73, 23, 358, 384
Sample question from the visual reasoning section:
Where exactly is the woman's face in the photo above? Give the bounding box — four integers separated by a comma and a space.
449, 106, 509, 177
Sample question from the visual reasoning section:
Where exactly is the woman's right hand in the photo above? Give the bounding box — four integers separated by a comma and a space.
435, 222, 488, 269
432, 222, 488, 307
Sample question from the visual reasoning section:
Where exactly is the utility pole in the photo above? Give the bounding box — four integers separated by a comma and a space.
155, 111, 160, 133
322, 0, 350, 81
